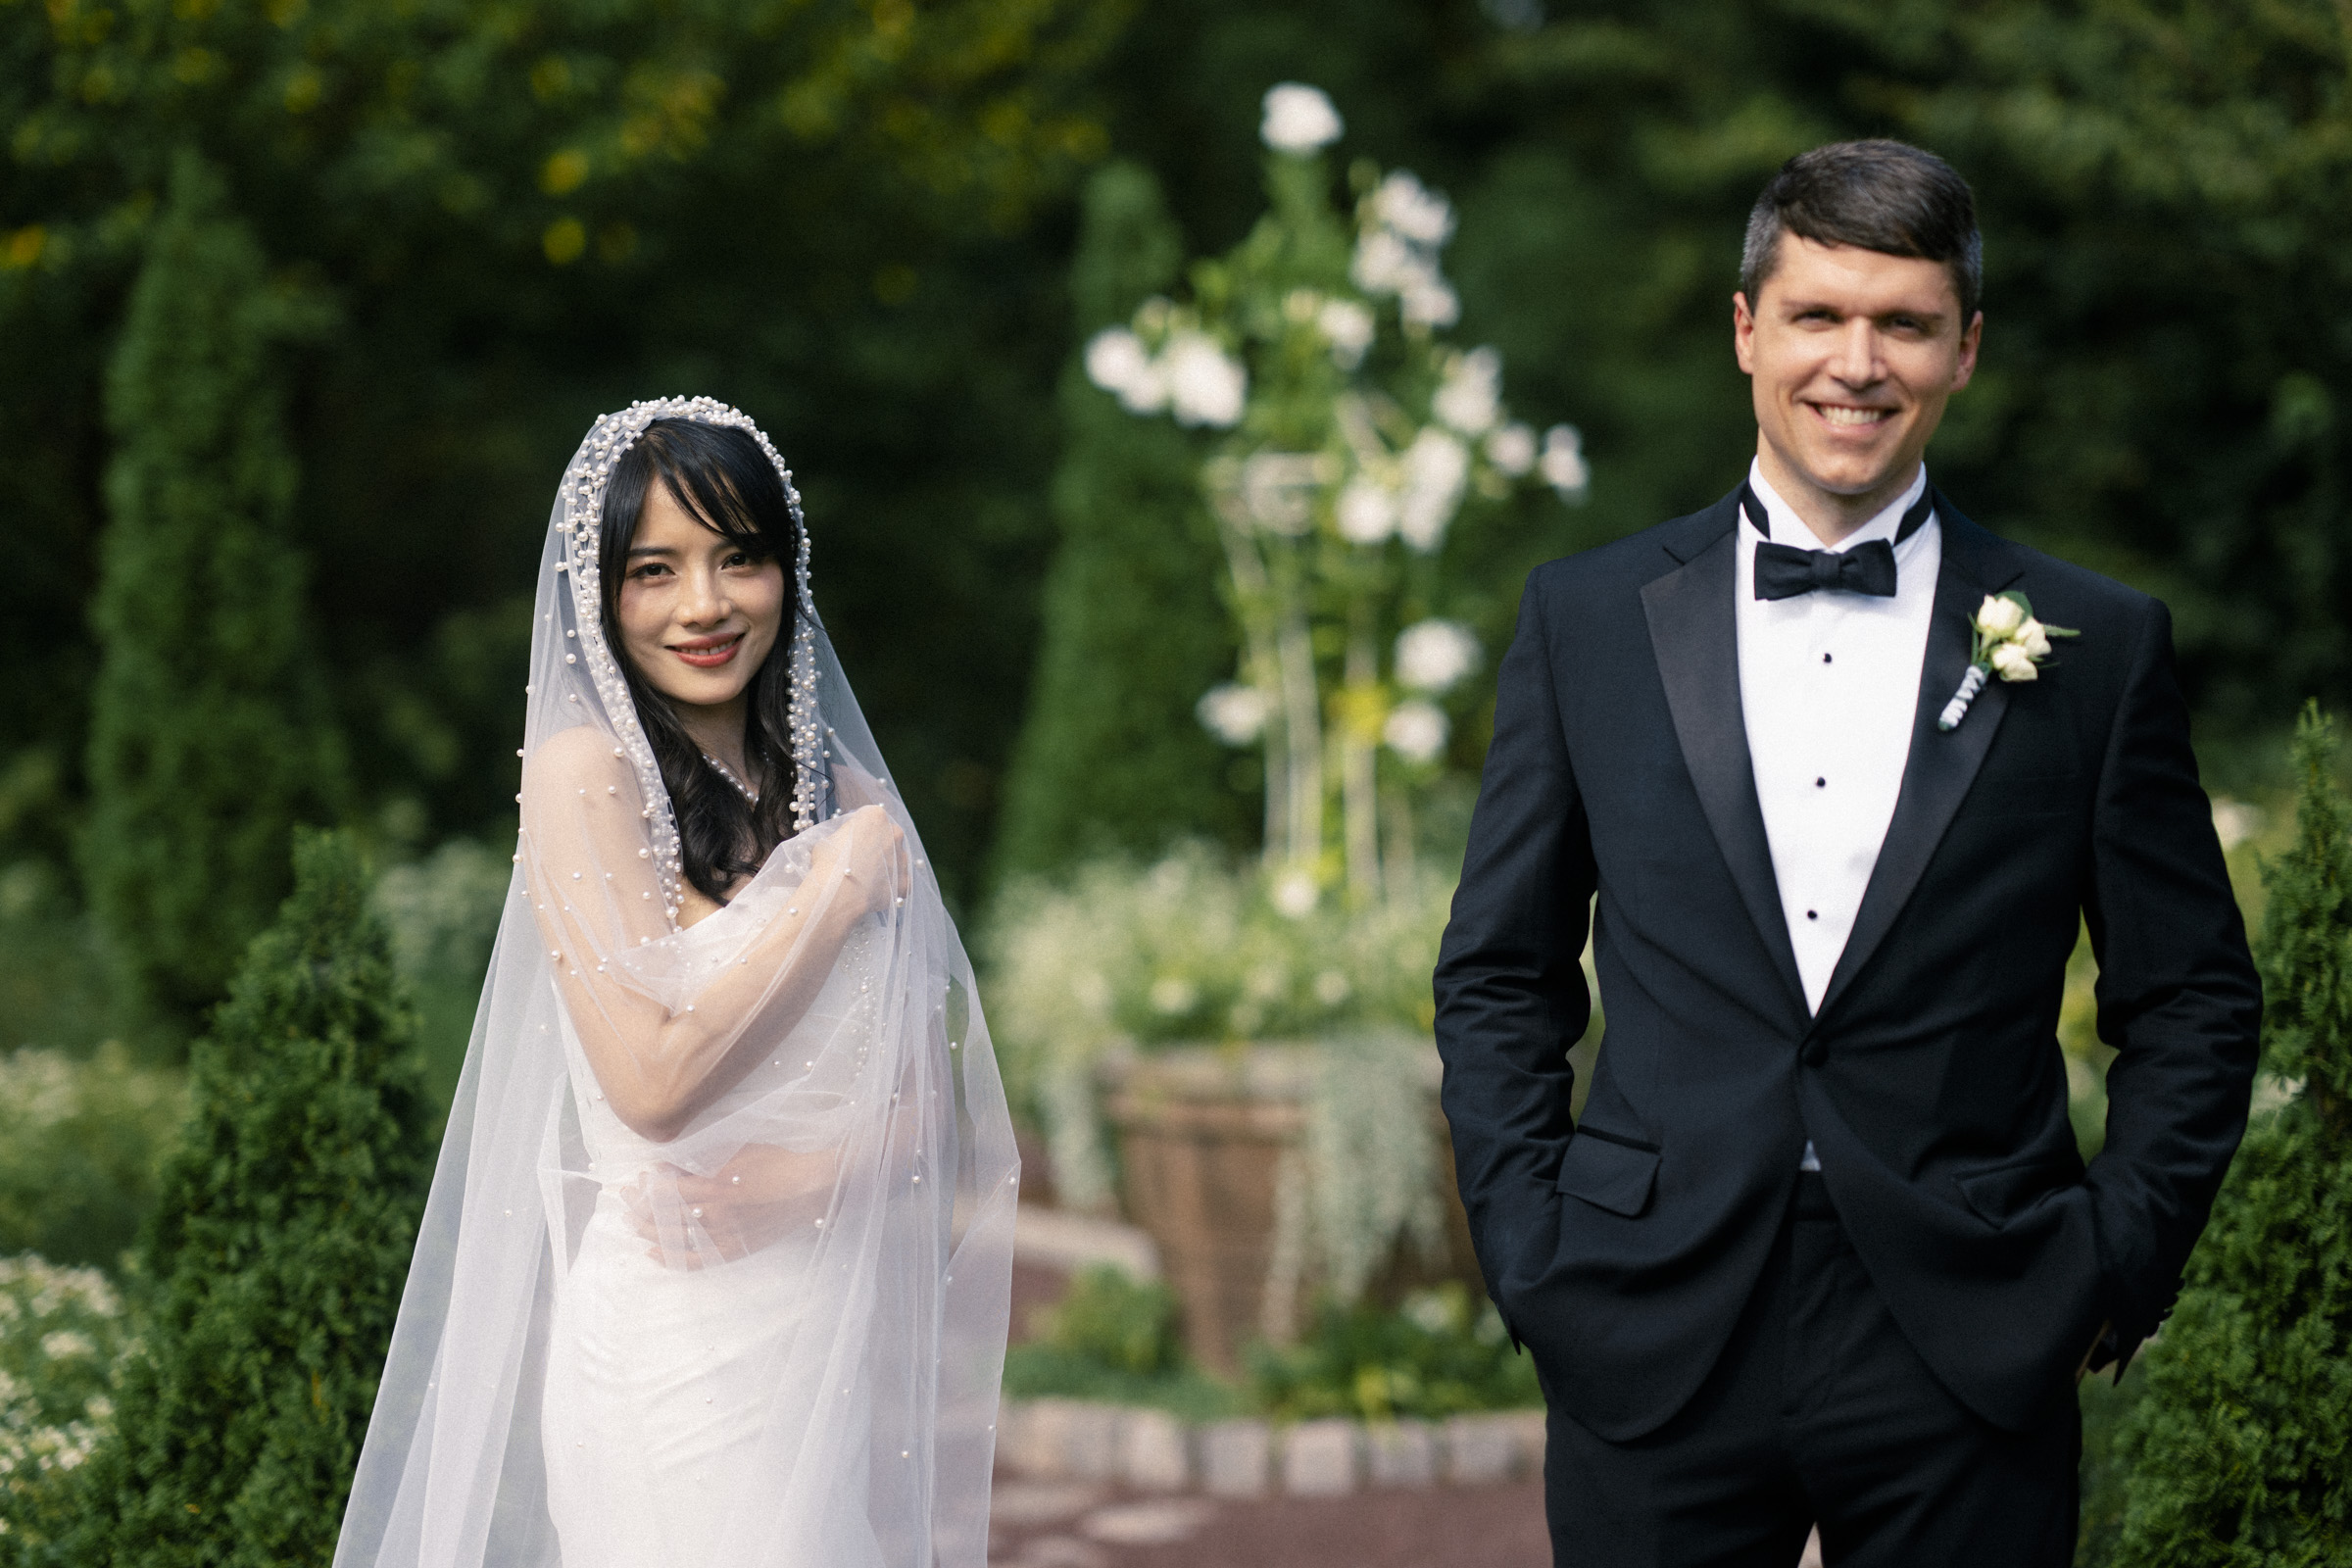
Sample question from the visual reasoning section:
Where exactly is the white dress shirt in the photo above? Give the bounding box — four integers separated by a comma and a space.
1737, 459, 1940, 1017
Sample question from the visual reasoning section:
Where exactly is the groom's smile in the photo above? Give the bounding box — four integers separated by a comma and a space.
1734, 233, 1981, 544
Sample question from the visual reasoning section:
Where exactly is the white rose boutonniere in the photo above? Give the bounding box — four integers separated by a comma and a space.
1936, 590, 2081, 732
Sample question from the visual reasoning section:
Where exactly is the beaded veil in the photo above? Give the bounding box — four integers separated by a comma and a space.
336, 401, 1018, 1568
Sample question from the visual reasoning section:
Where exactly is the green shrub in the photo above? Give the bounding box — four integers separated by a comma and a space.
71, 829, 433, 1567
0, 1256, 132, 1565
1247, 1281, 1541, 1424
2107, 706, 2352, 1565
81, 151, 343, 1040
1002, 1266, 1242, 1422
0, 1046, 184, 1271
993, 160, 1250, 881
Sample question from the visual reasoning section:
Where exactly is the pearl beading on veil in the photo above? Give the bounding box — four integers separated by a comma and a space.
554, 396, 827, 931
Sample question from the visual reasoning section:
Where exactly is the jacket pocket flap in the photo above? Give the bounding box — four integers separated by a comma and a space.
1555, 1132, 1658, 1218
1956, 1153, 2077, 1226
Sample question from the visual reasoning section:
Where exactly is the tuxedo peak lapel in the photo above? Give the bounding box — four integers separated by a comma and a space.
1812, 495, 2028, 1024
1640, 502, 1808, 1020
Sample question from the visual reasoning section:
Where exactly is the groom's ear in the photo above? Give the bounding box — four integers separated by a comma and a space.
1950, 308, 1984, 391
1733, 290, 1759, 374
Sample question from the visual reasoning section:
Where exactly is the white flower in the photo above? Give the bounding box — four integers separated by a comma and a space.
1384, 699, 1450, 762
1485, 421, 1537, 476
1317, 298, 1375, 369
1149, 975, 1200, 1015
1271, 868, 1319, 918
1241, 451, 1326, 535
1540, 424, 1589, 499
1350, 228, 1421, 297
1162, 331, 1248, 426
1975, 594, 2026, 640
1084, 327, 1165, 414
1396, 427, 1470, 551
38, 1331, 92, 1359
2017, 618, 2053, 659
1990, 641, 2040, 682
1261, 83, 1344, 154
1198, 682, 1269, 745
1335, 477, 1397, 544
1374, 171, 1454, 248
1395, 618, 1482, 693
1400, 278, 1460, 329
1434, 347, 1502, 435
1312, 969, 1352, 1006
2212, 798, 2266, 850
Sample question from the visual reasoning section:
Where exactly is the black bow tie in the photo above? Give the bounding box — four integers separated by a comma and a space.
1744, 483, 1934, 602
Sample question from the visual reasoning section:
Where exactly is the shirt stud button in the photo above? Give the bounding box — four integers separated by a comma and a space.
1822, 653, 1833, 663
1806, 909, 1819, 920
1815, 777, 1826, 788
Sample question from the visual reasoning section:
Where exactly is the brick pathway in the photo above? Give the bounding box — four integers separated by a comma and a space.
988, 1476, 1551, 1568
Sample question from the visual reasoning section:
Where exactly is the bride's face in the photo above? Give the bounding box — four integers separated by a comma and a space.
614, 479, 787, 712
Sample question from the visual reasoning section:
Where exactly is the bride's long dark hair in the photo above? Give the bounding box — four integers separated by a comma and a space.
598, 417, 813, 902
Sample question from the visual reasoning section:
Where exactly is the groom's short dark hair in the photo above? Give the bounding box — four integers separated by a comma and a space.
1740, 140, 1982, 320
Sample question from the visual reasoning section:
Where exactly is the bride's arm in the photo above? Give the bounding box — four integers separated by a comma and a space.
520, 727, 903, 1142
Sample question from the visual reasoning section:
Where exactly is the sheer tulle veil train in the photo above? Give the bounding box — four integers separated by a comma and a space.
334, 398, 1019, 1568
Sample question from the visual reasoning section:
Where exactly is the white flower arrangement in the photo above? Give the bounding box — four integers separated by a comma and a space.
0, 1254, 130, 1544
1394, 618, 1482, 693
1093, 84, 1590, 908
1937, 590, 2081, 731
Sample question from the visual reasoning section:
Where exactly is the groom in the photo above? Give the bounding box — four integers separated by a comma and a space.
1433, 140, 2260, 1566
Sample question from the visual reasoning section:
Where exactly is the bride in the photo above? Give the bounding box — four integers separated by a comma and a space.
335, 398, 1019, 1568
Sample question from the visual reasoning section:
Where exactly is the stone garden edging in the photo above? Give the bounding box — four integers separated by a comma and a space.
995, 1398, 1546, 1497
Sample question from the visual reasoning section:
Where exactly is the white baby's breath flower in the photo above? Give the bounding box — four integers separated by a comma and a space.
1336, 478, 1397, 545
2018, 618, 2053, 659
1976, 595, 2026, 640
1198, 682, 1270, 745
1084, 327, 1165, 414
1350, 228, 1420, 297
1162, 331, 1248, 427
1990, 641, 2039, 682
1373, 171, 1455, 248
1484, 421, 1537, 476
1271, 868, 1320, 919
1434, 347, 1503, 435
1384, 699, 1450, 762
1312, 969, 1352, 1006
1395, 619, 1482, 693
38, 1331, 93, 1359
1540, 424, 1590, 499
1400, 278, 1460, 329
1317, 298, 1375, 369
1261, 83, 1344, 154
1397, 428, 1470, 551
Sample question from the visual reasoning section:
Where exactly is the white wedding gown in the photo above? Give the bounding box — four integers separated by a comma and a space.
542, 894, 888, 1568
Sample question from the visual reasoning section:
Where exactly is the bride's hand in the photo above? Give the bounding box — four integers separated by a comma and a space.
626, 1144, 840, 1270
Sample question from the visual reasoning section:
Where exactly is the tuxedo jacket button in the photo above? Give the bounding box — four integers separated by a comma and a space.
1802, 1041, 1829, 1067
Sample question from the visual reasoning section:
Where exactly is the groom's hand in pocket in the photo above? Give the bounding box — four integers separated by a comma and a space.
628, 1144, 839, 1269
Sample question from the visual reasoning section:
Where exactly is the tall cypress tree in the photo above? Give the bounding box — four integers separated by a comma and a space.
991, 161, 1252, 881
83, 151, 344, 1038
2110, 704, 2352, 1565
74, 829, 432, 1567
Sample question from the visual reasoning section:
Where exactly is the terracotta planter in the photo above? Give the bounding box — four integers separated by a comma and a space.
1102, 1044, 1479, 1378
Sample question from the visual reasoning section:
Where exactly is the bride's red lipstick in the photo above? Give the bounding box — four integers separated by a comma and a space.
670, 633, 744, 669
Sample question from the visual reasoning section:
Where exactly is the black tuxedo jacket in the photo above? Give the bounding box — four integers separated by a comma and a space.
1433, 486, 2260, 1443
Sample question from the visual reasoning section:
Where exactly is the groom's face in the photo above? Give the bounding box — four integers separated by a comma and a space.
1734, 234, 1982, 513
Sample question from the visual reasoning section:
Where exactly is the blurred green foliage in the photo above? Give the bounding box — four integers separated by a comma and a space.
70, 830, 434, 1566
1002, 1262, 1244, 1421
1248, 1279, 1542, 1422
0, 1256, 131, 1564
0, 1046, 183, 1272
82, 152, 346, 1037
2102, 710, 2352, 1564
